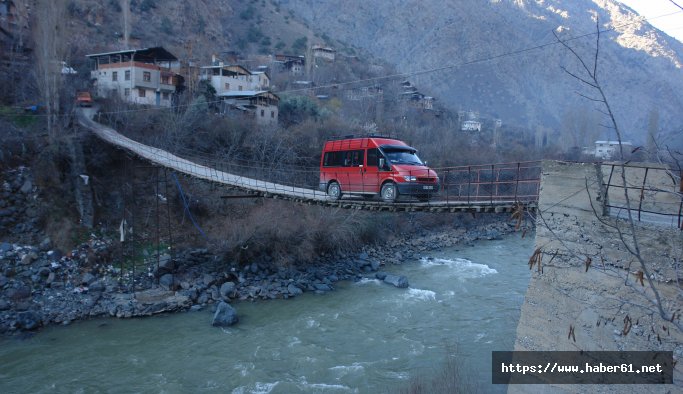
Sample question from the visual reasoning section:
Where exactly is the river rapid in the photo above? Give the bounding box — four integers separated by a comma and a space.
0, 235, 533, 393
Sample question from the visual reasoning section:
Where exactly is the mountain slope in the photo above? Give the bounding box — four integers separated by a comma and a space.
279, 0, 683, 146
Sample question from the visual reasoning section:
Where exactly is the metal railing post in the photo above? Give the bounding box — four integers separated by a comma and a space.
637, 167, 649, 222
445, 169, 450, 203
490, 164, 494, 205
514, 162, 520, 201
467, 166, 471, 205
603, 164, 615, 214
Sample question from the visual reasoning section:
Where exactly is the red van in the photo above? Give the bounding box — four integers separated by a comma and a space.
319, 136, 439, 202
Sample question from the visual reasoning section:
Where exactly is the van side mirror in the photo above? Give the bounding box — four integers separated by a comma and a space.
379, 158, 385, 169
424, 160, 428, 166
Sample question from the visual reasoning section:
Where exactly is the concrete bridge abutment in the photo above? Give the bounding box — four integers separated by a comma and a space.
511, 160, 682, 392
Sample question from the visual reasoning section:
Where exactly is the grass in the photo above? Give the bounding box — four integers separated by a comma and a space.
0, 106, 40, 128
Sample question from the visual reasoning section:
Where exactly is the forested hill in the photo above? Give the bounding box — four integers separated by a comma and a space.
279, 0, 683, 146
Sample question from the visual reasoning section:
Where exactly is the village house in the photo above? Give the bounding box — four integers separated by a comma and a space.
218, 90, 279, 126
587, 140, 634, 160
200, 57, 278, 125
461, 120, 482, 132
312, 45, 336, 62
86, 47, 183, 107
200, 63, 270, 94
398, 80, 434, 110
274, 54, 304, 75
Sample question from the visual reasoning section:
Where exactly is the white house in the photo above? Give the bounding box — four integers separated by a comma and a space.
86, 47, 182, 107
461, 120, 482, 131
200, 64, 270, 94
312, 45, 336, 61
592, 140, 633, 160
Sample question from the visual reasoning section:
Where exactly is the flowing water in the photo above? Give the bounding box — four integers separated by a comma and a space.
0, 236, 533, 393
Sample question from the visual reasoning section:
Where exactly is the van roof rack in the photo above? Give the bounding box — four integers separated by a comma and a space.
328, 133, 398, 141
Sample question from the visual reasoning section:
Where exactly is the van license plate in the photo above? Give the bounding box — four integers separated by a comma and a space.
422, 186, 434, 190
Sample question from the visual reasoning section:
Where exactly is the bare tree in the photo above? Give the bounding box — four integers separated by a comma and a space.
121, 0, 130, 49
553, 19, 682, 331
32, 0, 67, 145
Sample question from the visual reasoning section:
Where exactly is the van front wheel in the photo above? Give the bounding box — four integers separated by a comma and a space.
327, 181, 342, 200
380, 182, 397, 202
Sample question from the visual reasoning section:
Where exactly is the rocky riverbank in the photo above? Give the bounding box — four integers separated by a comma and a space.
1, 163, 532, 334
0, 215, 525, 335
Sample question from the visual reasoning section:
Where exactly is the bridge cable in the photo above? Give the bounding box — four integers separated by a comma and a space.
171, 171, 209, 241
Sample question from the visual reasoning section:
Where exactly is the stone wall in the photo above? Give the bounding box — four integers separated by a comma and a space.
511, 160, 682, 393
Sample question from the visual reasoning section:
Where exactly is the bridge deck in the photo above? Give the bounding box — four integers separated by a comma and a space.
77, 108, 537, 213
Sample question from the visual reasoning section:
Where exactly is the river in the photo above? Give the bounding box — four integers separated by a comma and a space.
0, 235, 533, 393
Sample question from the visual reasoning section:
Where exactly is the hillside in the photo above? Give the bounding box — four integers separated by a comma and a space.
59, 0, 365, 74
278, 0, 683, 147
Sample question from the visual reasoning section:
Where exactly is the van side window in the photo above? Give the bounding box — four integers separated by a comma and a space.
367, 148, 379, 167
323, 151, 343, 167
351, 150, 363, 166
324, 150, 364, 167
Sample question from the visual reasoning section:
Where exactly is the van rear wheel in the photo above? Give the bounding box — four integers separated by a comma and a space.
380, 182, 397, 202
327, 181, 342, 200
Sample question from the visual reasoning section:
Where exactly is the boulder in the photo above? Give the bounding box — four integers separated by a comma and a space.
287, 283, 303, 296
249, 262, 259, 274
313, 283, 332, 292
153, 254, 175, 277
375, 272, 388, 280
159, 273, 175, 290
47, 250, 62, 262
7, 284, 31, 300
370, 260, 381, 271
20, 252, 37, 265
89, 280, 106, 292
485, 230, 502, 240
39, 237, 51, 251
383, 274, 409, 288
219, 281, 236, 300
81, 273, 96, 286
19, 179, 33, 194
197, 292, 209, 305
212, 301, 238, 327
16, 311, 41, 330
0, 242, 11, 253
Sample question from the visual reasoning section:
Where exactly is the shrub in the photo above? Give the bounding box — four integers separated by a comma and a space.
240, 5, 255, 20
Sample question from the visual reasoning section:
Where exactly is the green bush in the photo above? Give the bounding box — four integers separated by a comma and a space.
240, 5, 255, 20
292, 36, 308, 53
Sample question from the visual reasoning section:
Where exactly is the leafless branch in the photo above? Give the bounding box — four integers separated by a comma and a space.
554, 17, 680, 330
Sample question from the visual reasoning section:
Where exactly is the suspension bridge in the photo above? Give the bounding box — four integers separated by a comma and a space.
77, 107, 539, 214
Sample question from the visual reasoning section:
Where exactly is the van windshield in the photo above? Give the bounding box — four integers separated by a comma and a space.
382, 147, 423, 165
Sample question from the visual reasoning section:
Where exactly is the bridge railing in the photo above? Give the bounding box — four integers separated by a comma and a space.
601, 163, 682, 229
164, 146, 541, 205
437, 161, 541, 204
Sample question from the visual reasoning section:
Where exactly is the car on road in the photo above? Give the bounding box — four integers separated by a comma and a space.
76, 91, 93, 107
319, 135, 439, 202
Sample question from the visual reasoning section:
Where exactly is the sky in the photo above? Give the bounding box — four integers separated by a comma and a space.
618, 0, 683, 42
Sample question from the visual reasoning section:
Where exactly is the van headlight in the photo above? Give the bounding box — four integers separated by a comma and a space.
403, 175, 416, 182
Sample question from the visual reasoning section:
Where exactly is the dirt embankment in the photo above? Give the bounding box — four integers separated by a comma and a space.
511, 161, 682, 393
